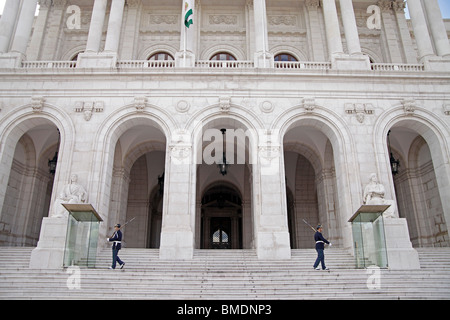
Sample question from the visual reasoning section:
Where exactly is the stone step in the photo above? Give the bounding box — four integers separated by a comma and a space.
1, 247, 450, 299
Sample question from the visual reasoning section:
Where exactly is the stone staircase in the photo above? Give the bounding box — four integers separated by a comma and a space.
0, 246, 450, 300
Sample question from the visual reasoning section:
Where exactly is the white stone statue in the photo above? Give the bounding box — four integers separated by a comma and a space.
363, 173, 397, 218
52, 174, 88, 218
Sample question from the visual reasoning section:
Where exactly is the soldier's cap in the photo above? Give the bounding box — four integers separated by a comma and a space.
316, 224, 322, 230
114, 224, 121, 228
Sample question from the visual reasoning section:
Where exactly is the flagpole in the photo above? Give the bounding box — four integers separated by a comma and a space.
262, 0, 267, 68
183, 24, 187, 68
183, 2, 187, 68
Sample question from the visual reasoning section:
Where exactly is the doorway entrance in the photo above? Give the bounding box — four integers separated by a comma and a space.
200, 185, 242, 249
211, 217, 231, 249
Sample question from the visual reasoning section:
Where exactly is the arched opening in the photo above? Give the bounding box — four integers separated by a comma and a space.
283, 122, 343, 248
0, 121, 60, 246
284, 151, 320, 248
109, 122, 167, 248
210, 52, 237, 61
194, 117, 256, 250
274, 53, 298, 62
388, 125, 449, 247
148, 52, 174, 61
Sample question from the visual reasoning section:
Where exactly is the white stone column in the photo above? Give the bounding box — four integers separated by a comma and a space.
406, 0, 435, 61
104, 0, 125, 53
159, 142, 194, 260
322, 0, 344, 57
27, 0, 52, 61
10, 0, 39, 56
305, 0, 326, 61
39, 1, 67, 60
121, 0, 142, 60
253, 0, 273, 67
85, 0, 108, 53
0, 0, 21, 53
393, 0, 417, 63
255, 137, 291, 260
379, 1, 403, 63
423, 0, 450, 57
339, 0, 362, 55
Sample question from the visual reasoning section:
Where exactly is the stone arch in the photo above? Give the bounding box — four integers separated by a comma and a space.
273, 106, 358, 250
283, 142, 323, 174
89, 104, 176, 241
138, 44, 178, 60
376, 106, 450, 247
200, 180, 244, 203
361, 46, 383, 63
0, 104, 73, 246
200, 44, 246, 61
0, 104, 75, 221
61, 44, 86, 61
271, 44, 308, 61
186, 102, 264, 142
374, 105, 450, 234
123, 140, 167, 174
189, 110, 260, 250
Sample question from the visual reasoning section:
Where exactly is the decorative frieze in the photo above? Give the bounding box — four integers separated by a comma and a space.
148, 15, 178, 25
268, 15, 297, 26
31, 96, 45, 113
219, 96, 231, 113
345, 103, 374, 123
134, 96, 147, 112
74, 101, 104, 120
301, 97, 317, 113
402, 99, 417, 114
209, 15, 238, 25
141, 13, 179, 32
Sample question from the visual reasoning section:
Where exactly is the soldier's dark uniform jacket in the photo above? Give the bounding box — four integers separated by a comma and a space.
314, 231, 329, 249
109, 229, 122, 250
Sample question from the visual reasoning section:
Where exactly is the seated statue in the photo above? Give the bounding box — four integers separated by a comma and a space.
363, 173, 397, 218
52, 174, 88, 218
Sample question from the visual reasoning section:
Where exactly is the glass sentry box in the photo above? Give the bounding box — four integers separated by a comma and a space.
348, 205, 390, 269
62, 204, 103, 268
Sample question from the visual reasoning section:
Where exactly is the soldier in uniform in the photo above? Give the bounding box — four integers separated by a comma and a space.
313, 225, 331, 270
107, 224, 125, 269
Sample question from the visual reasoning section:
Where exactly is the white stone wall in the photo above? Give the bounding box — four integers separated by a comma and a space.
0, 1, 449, 268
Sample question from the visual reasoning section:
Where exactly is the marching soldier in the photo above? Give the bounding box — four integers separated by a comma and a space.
107, 223, 125, 269
313, 225, 331, 270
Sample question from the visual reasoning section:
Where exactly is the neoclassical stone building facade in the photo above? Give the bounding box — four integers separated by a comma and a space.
0, 0, 449, 269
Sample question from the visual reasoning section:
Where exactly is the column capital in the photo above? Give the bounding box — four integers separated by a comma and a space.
377, 0, 393, 12
393, 0, 406, 12
305, 0, 320, 9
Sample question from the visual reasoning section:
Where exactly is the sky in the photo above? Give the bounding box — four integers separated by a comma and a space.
0, 0, 449, 19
